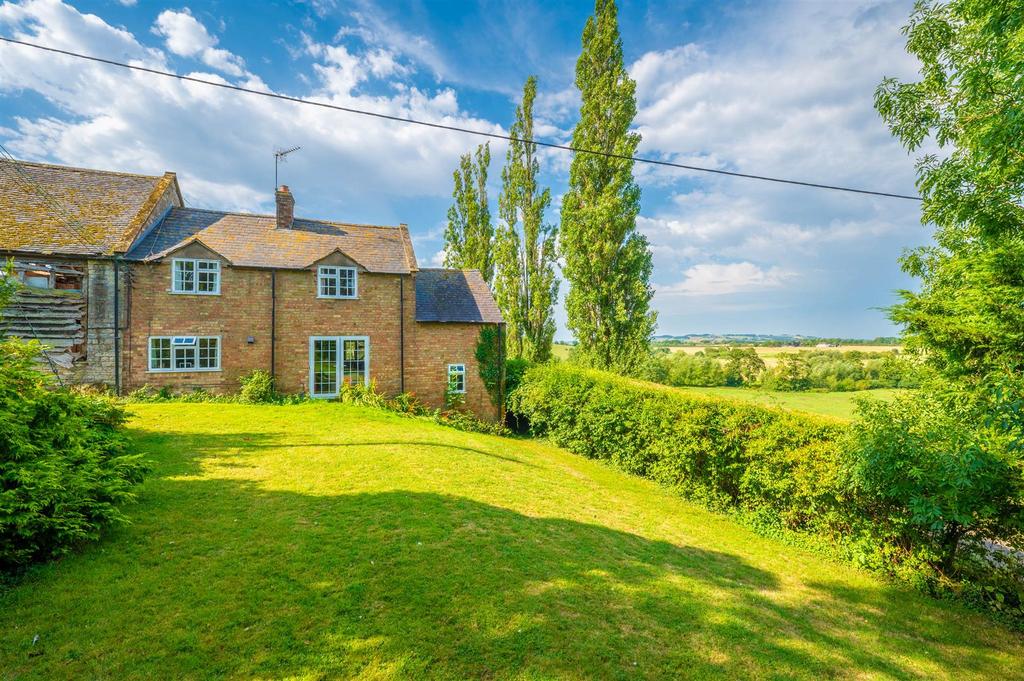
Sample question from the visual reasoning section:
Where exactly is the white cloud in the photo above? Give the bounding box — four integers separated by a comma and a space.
427, 249, 446, 268
658, 262, 797, 297
152, 9, 246, 77
0, 0, 505, 216
335, 2, 450, 82
623, 1, 929, 334
629, 2, 924, 192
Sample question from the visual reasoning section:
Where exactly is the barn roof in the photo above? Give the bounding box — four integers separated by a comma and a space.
0, 160, 179, 256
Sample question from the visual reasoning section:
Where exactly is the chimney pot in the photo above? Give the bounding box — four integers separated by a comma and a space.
275, 185, 294, 230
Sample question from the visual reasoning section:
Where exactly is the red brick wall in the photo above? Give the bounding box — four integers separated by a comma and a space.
273, 266, 405, 395
125, 257, 273, 393
405, 321, 500, 422
124, 260, 500, 420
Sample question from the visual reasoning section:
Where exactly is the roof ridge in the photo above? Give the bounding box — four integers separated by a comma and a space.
420, 267, 480, 273
172, 206, 403, 231
5, 159, 165, 180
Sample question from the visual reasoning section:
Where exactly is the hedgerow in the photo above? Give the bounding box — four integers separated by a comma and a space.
510, 363, 1024, 624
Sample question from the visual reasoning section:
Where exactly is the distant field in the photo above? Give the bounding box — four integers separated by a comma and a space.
552, 344, 903, 366
679, 386, 905, 419
552, 343, 574, 360
667, 345, 902, 367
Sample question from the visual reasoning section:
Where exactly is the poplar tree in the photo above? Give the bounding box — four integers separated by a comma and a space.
443, 143, 494, 283
560, 0, 655, 373
495, 77, 559, 362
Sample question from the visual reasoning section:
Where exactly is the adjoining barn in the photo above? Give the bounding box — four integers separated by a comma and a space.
0, 160, 504, 420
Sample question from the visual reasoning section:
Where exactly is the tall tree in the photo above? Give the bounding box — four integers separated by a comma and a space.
495, 77, 559, 362
875, 0, 1024, 380
444, 143, 494, 284
560, 0, 655, 373
864, 0, 1024, 573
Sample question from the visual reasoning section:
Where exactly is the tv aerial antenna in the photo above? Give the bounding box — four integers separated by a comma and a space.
274, 145, 301, 189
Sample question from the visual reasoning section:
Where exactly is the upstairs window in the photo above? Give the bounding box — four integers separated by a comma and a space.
318, 266, 357, 299
447, 363, 466, 394
172, 258, 220, 294
149, 336, 220, 372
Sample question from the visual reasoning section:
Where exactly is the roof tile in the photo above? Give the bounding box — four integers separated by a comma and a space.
415, 269, 503, 324
129, 208, 416, 273
0, 160, 168, 256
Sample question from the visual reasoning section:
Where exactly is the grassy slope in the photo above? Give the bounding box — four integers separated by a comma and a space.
2, 403, 1021, 680
679, 386, 904, 419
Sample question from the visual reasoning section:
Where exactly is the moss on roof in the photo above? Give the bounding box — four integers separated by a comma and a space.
0, 160, 173, 256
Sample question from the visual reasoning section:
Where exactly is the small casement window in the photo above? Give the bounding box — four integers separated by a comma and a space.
149, 336, 221, 372
447, 364, 466, 394
172, 258, 220, 294
317, 266, 357, 299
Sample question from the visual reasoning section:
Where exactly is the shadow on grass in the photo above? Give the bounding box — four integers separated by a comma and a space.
124, 428, 536, 474
228, 440, 539, 467
3, 427, 1018, 679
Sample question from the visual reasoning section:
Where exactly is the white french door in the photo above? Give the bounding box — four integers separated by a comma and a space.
309, 336, 369, 397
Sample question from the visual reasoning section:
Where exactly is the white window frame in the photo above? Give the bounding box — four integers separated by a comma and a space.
317, 266, 358, 299
171, 258, 221, 295
308, 335, 370, 397
447, 363, 467, 394
148, 335, 222, 372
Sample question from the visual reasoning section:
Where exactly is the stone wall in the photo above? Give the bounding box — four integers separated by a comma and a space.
75, 258, 128, 386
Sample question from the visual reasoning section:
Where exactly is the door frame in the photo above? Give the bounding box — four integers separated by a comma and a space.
308, 335, 370, 397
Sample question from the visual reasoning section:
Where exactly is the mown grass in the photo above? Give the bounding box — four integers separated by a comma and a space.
679, 386, 905, 419
2, 403, 1021, 679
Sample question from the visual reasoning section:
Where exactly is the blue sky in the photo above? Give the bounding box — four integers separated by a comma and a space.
0, 0, 928, 338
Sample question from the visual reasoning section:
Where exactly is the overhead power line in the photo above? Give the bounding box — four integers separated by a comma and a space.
0, 36, 923, 202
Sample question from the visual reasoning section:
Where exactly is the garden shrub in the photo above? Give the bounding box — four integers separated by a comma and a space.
0, 338, 146, 572
238, 369, 276, 403
843, 382, 1024, 617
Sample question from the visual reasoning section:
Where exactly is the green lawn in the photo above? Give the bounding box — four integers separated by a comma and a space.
2, 403, 1021, 679
679, 386, 905, 419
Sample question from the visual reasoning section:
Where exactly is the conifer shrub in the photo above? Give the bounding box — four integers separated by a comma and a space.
0, 338, 146, 572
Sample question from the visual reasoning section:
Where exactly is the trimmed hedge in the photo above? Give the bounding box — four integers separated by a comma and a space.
510, 364, 1024, 622
510, 363, 849, 535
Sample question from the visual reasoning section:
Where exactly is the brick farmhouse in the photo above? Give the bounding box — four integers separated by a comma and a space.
0, 160, 504, 420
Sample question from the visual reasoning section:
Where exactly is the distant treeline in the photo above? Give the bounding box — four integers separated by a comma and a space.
638, 348, 925, 392
651, 337, 901, 348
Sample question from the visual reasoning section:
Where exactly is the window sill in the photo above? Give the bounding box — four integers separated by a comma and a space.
168, 290, 221, 296
316, 295, 359, 300
147, 368, 223, 373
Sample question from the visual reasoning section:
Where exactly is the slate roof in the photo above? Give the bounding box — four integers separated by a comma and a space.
415, 269, 503, 324
128, 207, 417, 273
0, 160, 177, 256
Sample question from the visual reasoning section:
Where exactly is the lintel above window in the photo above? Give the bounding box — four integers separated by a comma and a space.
317, 266, 358, 299
172, 258, 220, 295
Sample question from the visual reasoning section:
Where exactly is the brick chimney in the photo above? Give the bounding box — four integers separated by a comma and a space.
275, 185, 294, 230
